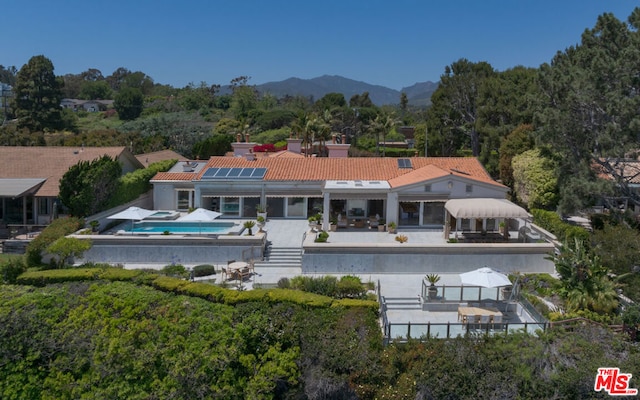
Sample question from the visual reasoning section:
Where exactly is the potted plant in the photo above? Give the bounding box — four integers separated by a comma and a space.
256, 204, 267, 220
308, 214, 321, 230
89, 220, 100, 233
243, 220, 256, 236
425, 273, 441, 300
387, 221, 397, 234
378, 218, 386, 232
256, 215, 265, 232
330, 216, 337, 232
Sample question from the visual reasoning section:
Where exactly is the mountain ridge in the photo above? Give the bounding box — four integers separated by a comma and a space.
222, 75, 438, 107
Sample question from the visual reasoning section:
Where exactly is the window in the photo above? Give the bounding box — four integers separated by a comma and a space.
221, 197, 240, 215
466, 184, 473, 193
177, 190, 194, 210
38, 198, 50, 215
287, 198, 305, 217
424, 184, 431, 192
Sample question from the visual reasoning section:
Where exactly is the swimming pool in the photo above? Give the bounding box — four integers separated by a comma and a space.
126, 221, 239, 235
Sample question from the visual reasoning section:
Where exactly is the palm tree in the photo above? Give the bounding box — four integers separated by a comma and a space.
552, 238, 619, 314
368, 113, 399, 157
292, 112, 312, 156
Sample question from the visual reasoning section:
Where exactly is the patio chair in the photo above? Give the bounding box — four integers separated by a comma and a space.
492, 315, 503, 330
368, 216, 379, 229
221, 267, 228, 281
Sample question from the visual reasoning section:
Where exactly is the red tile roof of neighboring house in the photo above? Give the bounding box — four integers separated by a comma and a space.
0, 146, 141, 197
152, 156, 504, 188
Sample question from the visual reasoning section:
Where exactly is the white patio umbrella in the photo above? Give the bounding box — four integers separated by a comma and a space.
459, 267, 512, 288
107, 206, 155, 231
177, 208, 222, 234
177, 208, 222, 222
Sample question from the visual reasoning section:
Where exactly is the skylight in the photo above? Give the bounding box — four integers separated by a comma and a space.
398, 158, 413, 169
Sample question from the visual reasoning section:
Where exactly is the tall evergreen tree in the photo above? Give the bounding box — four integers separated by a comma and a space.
12, 55, 64, 132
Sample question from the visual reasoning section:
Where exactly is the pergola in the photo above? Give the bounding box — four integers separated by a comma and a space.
444, 198, 531, 239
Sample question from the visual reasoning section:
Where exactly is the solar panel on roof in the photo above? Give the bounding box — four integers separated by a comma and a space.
200, 167, 267, 180
201, 168, 219, 178
238, 168, 254, 178
215, 167, 231, 177
251, 168, 267, 178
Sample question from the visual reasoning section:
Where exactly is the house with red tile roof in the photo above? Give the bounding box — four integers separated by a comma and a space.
151, 138, 510, 230
0, 146, 143, 225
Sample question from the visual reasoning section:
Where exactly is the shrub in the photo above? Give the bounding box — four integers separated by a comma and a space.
395, 234, 408, 243
531, 209, 590, 244
337, 275, 367, 298
265, 288, 334, 308
99, 268, 143, 281
16, 268, 101, 286
277, 277, 291, 289
315, 230, 329, 242
161, 264, 187, 278
25, 217, 84, 267
192, 264, 217, 277
0, 256, 27, 284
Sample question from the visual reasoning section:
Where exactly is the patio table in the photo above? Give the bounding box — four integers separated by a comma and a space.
457, 306, 502, 323
228, 261, 251, 280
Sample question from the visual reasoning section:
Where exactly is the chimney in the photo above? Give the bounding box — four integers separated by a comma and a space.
325, 135, 350, 158
287, 137, 303, 154
332, 134, 337, 144
236, 133, 242, 143
232, 134, 256, 157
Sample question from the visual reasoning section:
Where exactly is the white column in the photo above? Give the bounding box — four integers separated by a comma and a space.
322, 192, 331, 230
386, 192, 399, 225
194, 187, 202, 208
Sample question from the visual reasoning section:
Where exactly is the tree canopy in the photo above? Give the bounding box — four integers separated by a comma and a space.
58, 155, 122, 217
12, 55, 64, 132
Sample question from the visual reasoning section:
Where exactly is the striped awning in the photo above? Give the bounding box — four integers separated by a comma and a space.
445, 198, 530, 219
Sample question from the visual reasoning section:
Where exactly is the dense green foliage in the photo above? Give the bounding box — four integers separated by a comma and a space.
1, 278, 638, 399
58, 155, 122, 217
511, 149, 558, 210
113, 87, 144, 120
108, 159, 177, 206
25, 217, 84, 267
531, 209, 590, 244
12, 55, 64, 132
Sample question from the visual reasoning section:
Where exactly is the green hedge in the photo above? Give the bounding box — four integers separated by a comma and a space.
531, 209, 590, 244
192, 264, 217, 277
14, 268, 361, 310
17, 268, 102, 286
25, 217, 84, 267
108, 159, 177, 207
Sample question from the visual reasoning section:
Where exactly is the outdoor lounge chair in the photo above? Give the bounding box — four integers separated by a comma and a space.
368, 216, 379, 229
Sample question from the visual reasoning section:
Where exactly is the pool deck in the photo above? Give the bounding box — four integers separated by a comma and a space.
99, 218, 546, 330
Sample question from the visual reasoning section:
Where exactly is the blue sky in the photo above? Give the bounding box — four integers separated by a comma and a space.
3, 0, 639, 90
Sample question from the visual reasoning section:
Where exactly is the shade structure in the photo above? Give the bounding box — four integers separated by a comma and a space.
107, 206, 155, 221
460, 267, 512, 288
445, 198, 530, 219
177, 208, 222, 222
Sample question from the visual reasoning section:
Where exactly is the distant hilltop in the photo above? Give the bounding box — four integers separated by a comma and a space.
220, 75, 438, 107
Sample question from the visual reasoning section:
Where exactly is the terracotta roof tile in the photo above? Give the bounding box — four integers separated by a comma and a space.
152, 156, 504, 188
0, 146, 137, 197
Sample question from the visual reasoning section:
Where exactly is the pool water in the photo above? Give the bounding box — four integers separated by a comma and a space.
128, 221, 236, 234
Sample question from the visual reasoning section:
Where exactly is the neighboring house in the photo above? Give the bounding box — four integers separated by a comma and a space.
151, 137, 510, 229
135, 149, 187, 168
60, 98, 114, 112
0, 146, 143, 225
594, 158, 640, 214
